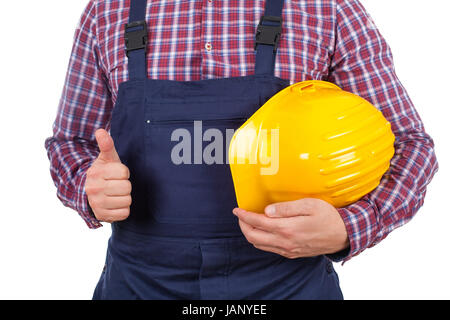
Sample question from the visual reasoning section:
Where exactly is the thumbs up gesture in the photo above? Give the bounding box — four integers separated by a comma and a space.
85, 129, 132, 223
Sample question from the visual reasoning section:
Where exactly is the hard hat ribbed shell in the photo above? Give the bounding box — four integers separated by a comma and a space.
229, 80, 395, 212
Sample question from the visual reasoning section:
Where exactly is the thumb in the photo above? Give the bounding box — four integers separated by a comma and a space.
265, 198, 314, 218
95, 129, 121, 163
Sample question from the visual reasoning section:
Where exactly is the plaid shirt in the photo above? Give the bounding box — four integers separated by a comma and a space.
44, 0, 438, 262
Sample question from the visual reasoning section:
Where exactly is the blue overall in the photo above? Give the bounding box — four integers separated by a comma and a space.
92, 0, 343, 300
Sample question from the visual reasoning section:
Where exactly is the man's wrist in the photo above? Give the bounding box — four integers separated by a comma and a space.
77, 169, 103, 229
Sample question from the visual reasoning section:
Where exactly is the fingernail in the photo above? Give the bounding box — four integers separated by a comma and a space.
265, 205, 275, 217
232, 208, 238, 215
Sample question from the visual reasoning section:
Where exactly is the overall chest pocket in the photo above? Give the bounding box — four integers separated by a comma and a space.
143, 99, 258, 224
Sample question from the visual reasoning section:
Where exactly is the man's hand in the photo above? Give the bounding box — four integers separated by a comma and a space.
85, 129, 132, 223
233, 198, 349, 259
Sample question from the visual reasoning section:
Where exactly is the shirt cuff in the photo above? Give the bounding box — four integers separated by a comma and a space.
76, 170, 103, 229
326, 198, 377, 264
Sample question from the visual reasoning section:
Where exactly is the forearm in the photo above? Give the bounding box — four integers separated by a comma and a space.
44, 0, 112, 228
326, 0, 439, 262
45, 137, 101, 228
334, 131, 438, 262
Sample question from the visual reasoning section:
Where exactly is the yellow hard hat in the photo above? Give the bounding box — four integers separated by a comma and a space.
229, 80, 395, 212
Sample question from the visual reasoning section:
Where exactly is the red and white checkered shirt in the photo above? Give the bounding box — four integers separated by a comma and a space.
44, 0, 438, 262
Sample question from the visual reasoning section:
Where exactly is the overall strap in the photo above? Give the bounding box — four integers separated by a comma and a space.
254, 0, 285, 76
125, 0, 148, 80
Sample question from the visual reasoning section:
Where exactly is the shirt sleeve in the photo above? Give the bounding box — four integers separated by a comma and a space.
325, 0, 439, 262
44, 0, 112, 229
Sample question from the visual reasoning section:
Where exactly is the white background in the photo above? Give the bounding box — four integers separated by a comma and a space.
0, 0, 448, 300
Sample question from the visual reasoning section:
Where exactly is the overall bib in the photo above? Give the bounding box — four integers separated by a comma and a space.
93, 0, 343, 300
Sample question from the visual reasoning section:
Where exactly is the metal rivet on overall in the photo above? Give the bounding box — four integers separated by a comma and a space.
146, 120, 151, 124
326, 262, 333, 274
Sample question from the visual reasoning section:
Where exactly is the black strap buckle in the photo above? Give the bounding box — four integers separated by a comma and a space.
254, 15, 282, 52
125, 20, 148, 57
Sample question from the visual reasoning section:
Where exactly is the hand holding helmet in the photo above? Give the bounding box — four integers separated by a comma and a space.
230, 80, 395, 257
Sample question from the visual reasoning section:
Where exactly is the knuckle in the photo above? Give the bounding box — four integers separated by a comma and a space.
279, 226, 293, 238
101, 216, 115, 224
116, 209, 130, 221
99, 211, 115, 223
103, 217, 114, 224
284, 244, 297, 252
280, 248, 297, 259
120, 165, 130, 179
125, 195, 132, 207
93, 208, 107, 221
244, 233, 256, 244
253, 245, 266, 252
124, 180, 132, 194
